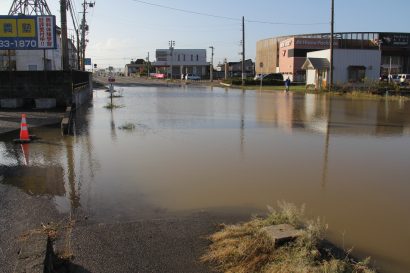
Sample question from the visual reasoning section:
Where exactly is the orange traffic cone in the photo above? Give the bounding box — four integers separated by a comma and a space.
20, 114, 30, 140
14, 114, 31, 143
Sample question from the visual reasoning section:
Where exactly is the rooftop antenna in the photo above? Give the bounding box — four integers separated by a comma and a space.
9, 0, 52, 15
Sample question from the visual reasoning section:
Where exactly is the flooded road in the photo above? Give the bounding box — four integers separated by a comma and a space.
1, 86, 410, 272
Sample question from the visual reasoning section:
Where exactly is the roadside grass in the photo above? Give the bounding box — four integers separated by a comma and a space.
201, 201, 376, 273
225, 83, 409, 101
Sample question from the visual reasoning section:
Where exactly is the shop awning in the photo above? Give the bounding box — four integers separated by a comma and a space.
301, 58, 330, 70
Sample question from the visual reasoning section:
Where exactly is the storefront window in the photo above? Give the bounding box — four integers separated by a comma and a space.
348, 66, 366, 82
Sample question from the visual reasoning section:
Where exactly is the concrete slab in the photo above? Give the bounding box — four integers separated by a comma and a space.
261, 224, 303, 247
35, 99, 56, 109
1, 99, 24, 109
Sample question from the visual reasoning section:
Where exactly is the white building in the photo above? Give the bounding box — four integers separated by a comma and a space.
153, 49, 209, 79
302, 49, 381, 89
0, 34, 78, 71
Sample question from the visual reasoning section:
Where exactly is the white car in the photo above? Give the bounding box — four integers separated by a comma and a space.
254, 74, 266, 80
185, 74, 201, 80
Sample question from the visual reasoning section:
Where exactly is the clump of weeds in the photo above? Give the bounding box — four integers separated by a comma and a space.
201, 201, 376, 273
118, 122, 136, 130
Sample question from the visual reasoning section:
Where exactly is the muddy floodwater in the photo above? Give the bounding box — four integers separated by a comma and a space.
1, 86, 410, 272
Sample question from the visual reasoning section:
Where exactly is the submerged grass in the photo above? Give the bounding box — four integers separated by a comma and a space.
103, 102, 124, 109
118, 122, 136, 130
201, 201, 376, 273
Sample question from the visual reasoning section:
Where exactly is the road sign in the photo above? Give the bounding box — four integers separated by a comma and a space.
0, 15, 57, 50
84, 58, 91, 65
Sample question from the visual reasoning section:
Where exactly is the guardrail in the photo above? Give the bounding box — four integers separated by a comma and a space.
73, 81, 89, 92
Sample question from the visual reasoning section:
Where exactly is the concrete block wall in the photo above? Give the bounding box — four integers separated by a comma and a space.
0, 71, 92, 107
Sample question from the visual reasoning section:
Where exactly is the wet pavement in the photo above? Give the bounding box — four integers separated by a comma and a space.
1, 86, 410, 272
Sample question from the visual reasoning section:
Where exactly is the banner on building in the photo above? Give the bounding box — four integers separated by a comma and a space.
0, 15, 57, 50
379, 33, 410, 47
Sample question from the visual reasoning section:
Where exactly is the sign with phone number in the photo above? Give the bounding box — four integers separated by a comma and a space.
0, 15, 56, 50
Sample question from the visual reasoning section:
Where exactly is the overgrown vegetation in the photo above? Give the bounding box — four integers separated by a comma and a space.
221, 78, 284, 86
201, 201, 376, 273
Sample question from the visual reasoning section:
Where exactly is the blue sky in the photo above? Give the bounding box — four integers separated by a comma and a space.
1, 0, 409, 68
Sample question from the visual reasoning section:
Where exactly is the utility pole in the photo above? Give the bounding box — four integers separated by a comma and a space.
168, 40, 175, 79
60, 0, 69, 70
241, 16, 245, 86
146, 52, 150, 77
329, 0, 334, 91
224, 58, 228, 80
67, 0, 81, 70
80, 1, 95, 71
209, 46, 214, 82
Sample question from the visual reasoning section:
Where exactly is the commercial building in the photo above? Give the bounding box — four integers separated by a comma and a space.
153, 48, 208, 79
256, 32, 410, 82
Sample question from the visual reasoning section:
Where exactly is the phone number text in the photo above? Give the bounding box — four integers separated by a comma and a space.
0, 40, 37, 49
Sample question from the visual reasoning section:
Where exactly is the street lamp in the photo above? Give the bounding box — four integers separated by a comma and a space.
209, 46, 214, 82
169, 40, 175, 79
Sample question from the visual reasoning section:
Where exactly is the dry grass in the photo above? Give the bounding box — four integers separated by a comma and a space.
201, 201, 376, 273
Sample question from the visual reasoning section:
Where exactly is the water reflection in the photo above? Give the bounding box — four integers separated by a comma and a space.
1, 165, 65, 196
1, 87, 410, 273
255, 92, 410, 136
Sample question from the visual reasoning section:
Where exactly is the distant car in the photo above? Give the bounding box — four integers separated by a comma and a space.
379, 75, 388, 82
254, 74, 266, 80
185, 74, 201, 80
262, 73, 284, 81
398, 74, 410, 85
389, 74, 400, 84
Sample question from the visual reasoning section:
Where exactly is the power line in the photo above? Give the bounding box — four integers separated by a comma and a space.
131, 0, 327, 26
246, 19, 327, 26
131, 0, 239, 21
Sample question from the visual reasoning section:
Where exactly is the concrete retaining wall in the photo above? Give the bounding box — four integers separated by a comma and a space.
0, 70, 92, 108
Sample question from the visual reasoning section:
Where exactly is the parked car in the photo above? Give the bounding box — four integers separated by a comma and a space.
262, 73, 284, 81
379, 75, 388, 82
185, 74, 201, 80
398, 74, 410, 85
389, 74, 400, 83
254, 74, 266, 80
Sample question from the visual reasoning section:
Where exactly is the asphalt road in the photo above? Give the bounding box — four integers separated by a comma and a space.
0, 181, 67, 273
69, 211, 248, 273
